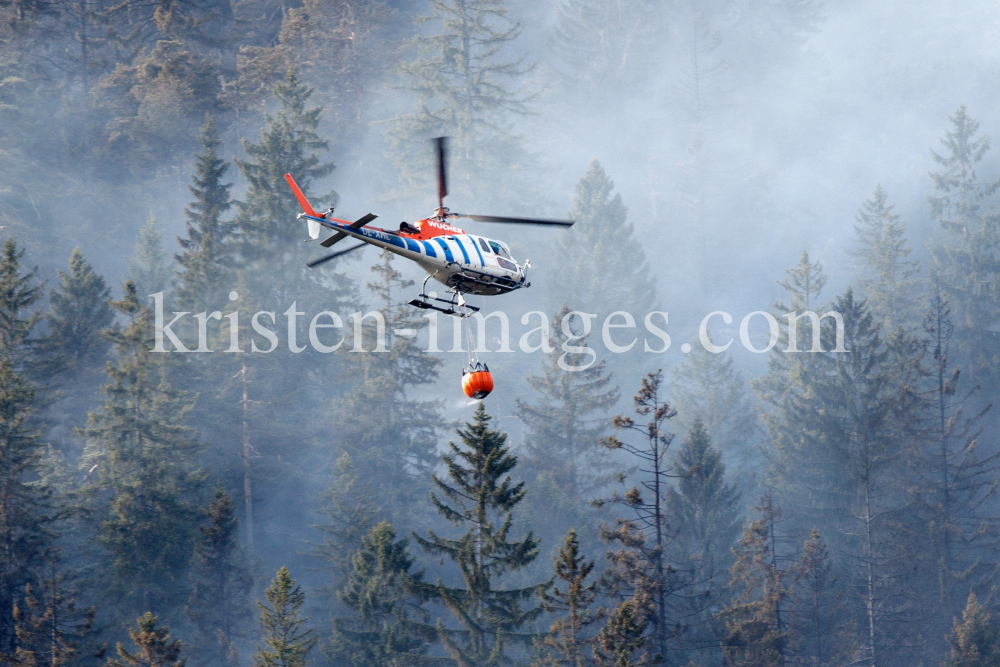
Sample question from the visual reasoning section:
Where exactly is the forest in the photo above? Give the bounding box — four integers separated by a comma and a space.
3, 0, 1000, 665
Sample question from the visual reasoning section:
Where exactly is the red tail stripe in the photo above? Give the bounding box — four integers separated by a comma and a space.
284, 174, 320, 218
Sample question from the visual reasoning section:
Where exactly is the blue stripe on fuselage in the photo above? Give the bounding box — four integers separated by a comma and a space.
421, 241, 437, 258
434, 238, 454, 263
405, 238, 420, 253
451, 236, 470, 264
469, 235, 485, 267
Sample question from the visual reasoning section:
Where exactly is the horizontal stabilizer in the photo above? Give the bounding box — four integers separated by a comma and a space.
319, 213, 378, 248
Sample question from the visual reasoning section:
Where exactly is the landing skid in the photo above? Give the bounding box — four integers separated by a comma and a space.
408, 277, 479, 318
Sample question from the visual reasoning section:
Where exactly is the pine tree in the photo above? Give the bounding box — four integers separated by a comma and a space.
175, 113, 234, 310
927, 105, 1000, 389
325, 522, 430, 667
849, 185, 920, 333
0, 358, 53, 655
309, 453, 381, 598
548, 162, 657, 319
665, 417, 742, 663
390, 0, 534, 207
593, 589, 659, 667
944, 593, 1000, 667
127, 215, 172, 299
253, 567, 316, 667
516, 303, 619, 544
415, 403, 545, 666
721, 495, 795, 667
11, 558, 101, 667
108, 613, 185, 667
186, 487, 253, 667
79, 281, 204, 619
0, 237, 44, 372
234, 66, 334, 304
595, 370, 677, 661
533, 530, 602, 667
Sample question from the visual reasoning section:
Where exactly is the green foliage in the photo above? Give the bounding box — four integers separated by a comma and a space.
253, 567, 315, 667
849, 185, 920, 332
175, 113, 234, 310
334, 252, 441, 519
186, 487, 253, 667
310, 453, 380, 596
11, 561, 101, 667
944, 593, 1000, 667
126, 215, 172, 300
721, 495, 793, 667
928, 105, 1000, 386
0, 237, 43, 371
0, 357, 52, 654
41, 247, 114, 382
415, 403, 545, 666
548, 162, 657, 318
793, 529, 851, 667
533, 530, 602, 667
390, 0, 534, 206
79, 282, 203, 619
235, 66, 334, 300
108, 612, 184, 667
325, 522, 429, 667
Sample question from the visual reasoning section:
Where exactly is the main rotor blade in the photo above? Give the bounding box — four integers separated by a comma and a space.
434, 136, 448, 207
458, 214, 575, 227
307, 242, 367, 268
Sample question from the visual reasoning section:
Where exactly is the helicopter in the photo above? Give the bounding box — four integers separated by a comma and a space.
284, 137, 574, 318
284, 137, 574, 399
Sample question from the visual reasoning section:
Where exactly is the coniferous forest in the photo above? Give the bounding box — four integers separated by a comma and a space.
4, 0, 1000, 665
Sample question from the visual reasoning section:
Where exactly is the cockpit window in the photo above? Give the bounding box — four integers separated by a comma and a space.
488, 240, 511, 259
478, 237, 491, 253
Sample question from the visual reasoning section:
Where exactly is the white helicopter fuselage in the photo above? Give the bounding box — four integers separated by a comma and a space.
307, 213, 529, 296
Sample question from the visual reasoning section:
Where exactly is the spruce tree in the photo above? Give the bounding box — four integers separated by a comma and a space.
516, 303, 619, 545
927, 105, 1000, 389
533, 530, 602, 667
848, 185, 920, 333
415, 403, 545, 666
909, 282, 999, 641
186, 487, 253, 667
253, 567, 315, 667
595, 370, 677, 661
548, 0, 662, 98
944, 593, 1000, 667
108, 613, 185, 667
79, 281, 204, 619
0, 358, 53, 655
39, 247, 114, 456
310, 453, 380, 598
234, 66, 334, 304
333, 251, 440, 521
720, 495, 795, 667
792, 529, 852, 667
665, 417, 742, 663
175, 113, 234, 310
548, 162, 657, 319
126, 215, 172, 299
0, 237, 44, 372
390, 0, 534, 206
11, 559, 102, 667
42, 247, 114, 382
325, 522, 430, 667
669, 340, 756, 472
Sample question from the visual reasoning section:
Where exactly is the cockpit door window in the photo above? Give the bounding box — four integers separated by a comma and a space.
478, 237, 492, 253
488, 240, 511, 259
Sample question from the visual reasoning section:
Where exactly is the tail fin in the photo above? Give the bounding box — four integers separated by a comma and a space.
285, 174, 321, 239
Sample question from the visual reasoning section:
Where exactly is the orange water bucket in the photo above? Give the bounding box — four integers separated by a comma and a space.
462, 364, 494, 399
